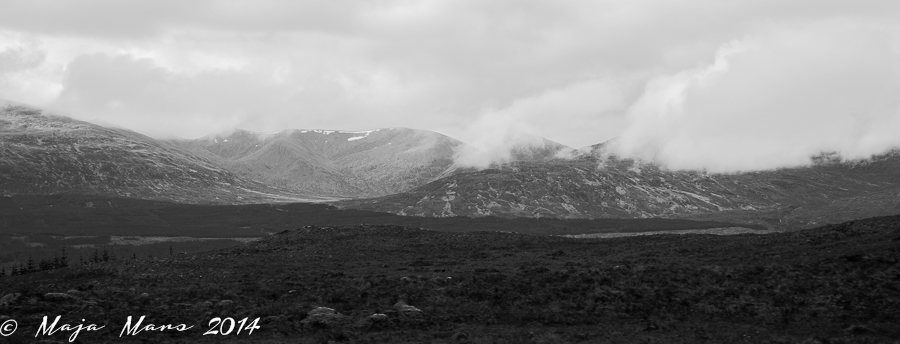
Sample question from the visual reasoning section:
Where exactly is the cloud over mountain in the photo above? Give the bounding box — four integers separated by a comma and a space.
613, 21, 900, 172
1, 1, 899, 171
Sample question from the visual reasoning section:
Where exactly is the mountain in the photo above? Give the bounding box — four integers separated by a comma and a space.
336, 145, 900, 229
167, 127, 463, 198
1, 101, 574, 202
0, 103, 309, 203
5, 100, 900, 229
508, 136, 573, 161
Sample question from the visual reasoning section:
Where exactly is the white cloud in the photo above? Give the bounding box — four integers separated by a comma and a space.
612, 20, 900, 172
451, 78, 632, 167
0, 35, 61, 104
0, 1, 898, 172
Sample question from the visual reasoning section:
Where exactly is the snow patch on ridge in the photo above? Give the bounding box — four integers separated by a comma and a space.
346, 129, 380, 135
346, 129, 379, 141
299, 129, 336, 134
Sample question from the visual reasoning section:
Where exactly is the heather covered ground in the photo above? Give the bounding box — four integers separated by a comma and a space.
2, 215, 899, 343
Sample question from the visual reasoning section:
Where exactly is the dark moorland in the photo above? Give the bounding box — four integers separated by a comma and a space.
1, 214, 898, 343
0, 194, 759, 269
0, 195, 760, 237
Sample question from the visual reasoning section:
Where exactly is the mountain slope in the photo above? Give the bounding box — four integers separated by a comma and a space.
337, 147, 900, 229
5, 100, 899, 228
1, 101, 579, 202
168, 128, 463, 198
0, 104, 307, 203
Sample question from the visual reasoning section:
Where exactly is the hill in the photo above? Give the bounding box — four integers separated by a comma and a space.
0, 101, 583, 201
4, 100, 900, 230
337, 147, 900, 229
167, 127, 462, 198
0, 104, 312, 204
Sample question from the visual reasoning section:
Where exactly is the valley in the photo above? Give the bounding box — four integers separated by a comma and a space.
2, 102, 900, 343
0, 194, 758, 271
4, 2, 900, 342
167, 127, 462, 198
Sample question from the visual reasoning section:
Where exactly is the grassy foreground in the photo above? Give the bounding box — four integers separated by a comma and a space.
1, 215, 899, 343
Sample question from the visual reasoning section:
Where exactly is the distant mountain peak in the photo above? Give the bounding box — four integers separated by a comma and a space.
167, 126, 463, 198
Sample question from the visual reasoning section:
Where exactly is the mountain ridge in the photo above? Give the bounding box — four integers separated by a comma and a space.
0, 103, 310, 203
166, 126, 464, 198
3, 100, 900, 229
336, 149, 900, 229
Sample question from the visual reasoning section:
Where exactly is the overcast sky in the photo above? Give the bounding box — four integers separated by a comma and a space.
2, 1, 900, 171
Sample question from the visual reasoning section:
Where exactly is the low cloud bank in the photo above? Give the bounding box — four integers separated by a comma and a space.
451, 110, 557, 169
450, 79, 625, 168
610, 22, 900, 173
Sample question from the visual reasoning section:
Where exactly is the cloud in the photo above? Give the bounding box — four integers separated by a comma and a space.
611, 21, 900, 172
51, 53, 284, 138
0, 37, 45, 74
0, 0, 899, 164
451, 109, 546, 168
451, 79, 631, 168
0, 1, 736, 144
0, 35, 60, 104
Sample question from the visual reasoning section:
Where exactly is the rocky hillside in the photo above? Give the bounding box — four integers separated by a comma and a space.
0, 101, 580, 202
0, 104, 308, 203
337, 147, 900, 229
5, 100, 900, 228
168, 127, 463, 198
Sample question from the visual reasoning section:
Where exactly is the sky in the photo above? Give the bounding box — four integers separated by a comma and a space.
1, 0, 900, 172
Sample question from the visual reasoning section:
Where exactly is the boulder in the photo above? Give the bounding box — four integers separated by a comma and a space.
43, 293, 77, 302
393, 301, 423, 314
301, 307, 346, 328
194, 301, 214, 309
0, 293, 21, 306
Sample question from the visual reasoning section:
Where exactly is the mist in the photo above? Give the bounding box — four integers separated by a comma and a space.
451, 109, 547, 168
3, 1, 900, 172
611, 21, 900, 173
